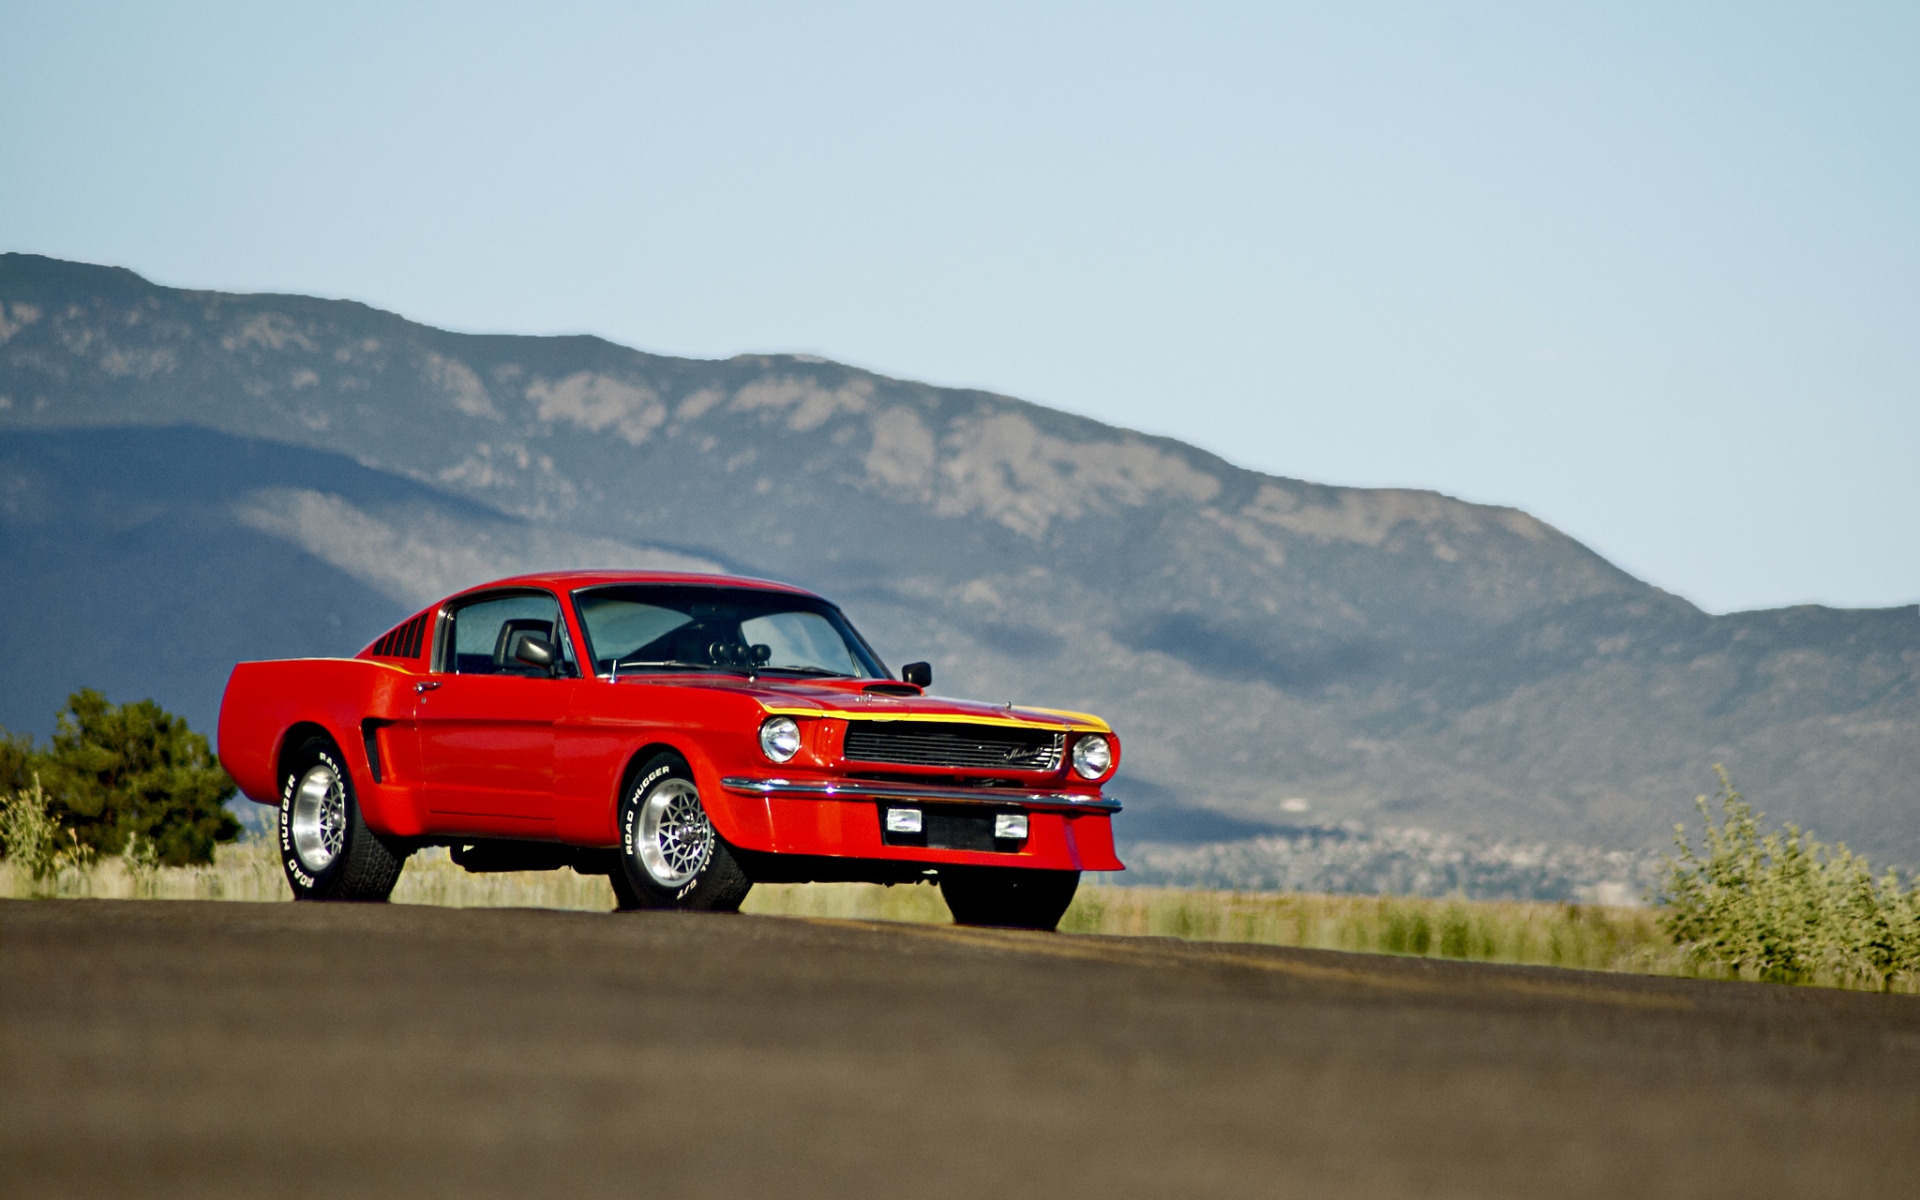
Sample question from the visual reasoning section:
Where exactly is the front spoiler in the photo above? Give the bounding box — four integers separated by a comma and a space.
719, 776, 1121, 814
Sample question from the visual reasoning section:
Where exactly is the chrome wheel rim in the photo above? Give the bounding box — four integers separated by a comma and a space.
637, 778, 713, 887
290, 764, 347, 872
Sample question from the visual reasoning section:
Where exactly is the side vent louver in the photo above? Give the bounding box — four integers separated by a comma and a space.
371, 612, 429, 660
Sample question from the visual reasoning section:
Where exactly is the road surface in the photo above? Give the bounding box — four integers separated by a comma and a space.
3, 898, 1916, 1198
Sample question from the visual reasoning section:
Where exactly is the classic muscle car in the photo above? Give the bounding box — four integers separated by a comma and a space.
217, 571, 1123, 929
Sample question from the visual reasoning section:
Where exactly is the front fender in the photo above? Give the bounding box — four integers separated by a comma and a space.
679, 734, 777, 854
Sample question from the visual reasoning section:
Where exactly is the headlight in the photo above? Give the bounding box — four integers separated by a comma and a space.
1071, 733, 1112, 780
759, 716, 801, 763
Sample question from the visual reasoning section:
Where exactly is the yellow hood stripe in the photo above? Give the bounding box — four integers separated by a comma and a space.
759, 705, 1111, 734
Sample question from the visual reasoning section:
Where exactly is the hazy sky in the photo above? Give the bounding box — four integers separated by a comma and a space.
3, 2, 1914, 613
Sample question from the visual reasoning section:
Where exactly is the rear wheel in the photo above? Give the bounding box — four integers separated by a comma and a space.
611, 752, 752, 912
278, 735, 407, 901
939, 867, 1080, 931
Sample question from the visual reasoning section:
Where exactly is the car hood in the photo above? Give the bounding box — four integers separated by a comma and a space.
621, 675, 1111, 733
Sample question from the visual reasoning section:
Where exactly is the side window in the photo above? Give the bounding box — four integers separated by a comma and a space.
445, 593, 578, 677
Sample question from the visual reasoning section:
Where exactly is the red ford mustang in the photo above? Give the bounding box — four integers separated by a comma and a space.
218, 571, 1123, 929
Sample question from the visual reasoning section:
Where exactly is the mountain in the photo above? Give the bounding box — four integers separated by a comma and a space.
0, 424, 719, 745
3, 252, 1916, 871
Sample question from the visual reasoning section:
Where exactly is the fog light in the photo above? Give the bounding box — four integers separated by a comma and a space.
886, 807, 923, 834
994, 812, 1029, 840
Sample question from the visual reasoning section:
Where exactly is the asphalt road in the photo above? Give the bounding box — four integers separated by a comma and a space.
4, 899, 1917, 1199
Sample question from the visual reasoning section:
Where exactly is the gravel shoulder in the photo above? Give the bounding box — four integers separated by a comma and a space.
4, 898, 1917, 1199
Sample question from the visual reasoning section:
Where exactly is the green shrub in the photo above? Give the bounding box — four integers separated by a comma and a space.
1383, 903, 1432, 955
0, 728, 34, 796
1660, 766, 1920, 989
2, 773, 61, 879
0, 774, 94, 886
0, 690, 238, 868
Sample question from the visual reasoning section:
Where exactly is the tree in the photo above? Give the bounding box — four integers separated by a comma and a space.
27, 690, 239, 866
0, 728, 33, 797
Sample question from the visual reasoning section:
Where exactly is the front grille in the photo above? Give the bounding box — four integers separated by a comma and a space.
843, 721, 1064, 772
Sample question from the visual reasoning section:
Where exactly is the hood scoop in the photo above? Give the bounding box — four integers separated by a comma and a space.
862, 682, 923, 697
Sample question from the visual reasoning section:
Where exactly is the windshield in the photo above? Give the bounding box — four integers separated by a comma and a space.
572, 584, 887, 679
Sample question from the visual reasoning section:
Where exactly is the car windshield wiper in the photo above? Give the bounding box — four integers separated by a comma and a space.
609, 659, 745, 675
757, 665, 855, 678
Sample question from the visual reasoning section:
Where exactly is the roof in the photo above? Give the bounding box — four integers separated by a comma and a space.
441, 570, 822, 605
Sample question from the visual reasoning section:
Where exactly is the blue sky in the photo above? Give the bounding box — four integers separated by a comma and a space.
3, 2, 1914, 613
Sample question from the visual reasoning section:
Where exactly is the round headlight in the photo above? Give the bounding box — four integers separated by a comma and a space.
1071, 733, 1112, 780
759, 716, 801, 763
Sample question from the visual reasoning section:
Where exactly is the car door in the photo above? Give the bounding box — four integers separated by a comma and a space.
416, 590, 580, 831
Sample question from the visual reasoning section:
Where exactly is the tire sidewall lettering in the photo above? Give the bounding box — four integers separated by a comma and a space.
622, 762, 680, 860
279, 774, 296, 855
282, 740, 351, 896
621, 804, 640, 856
619, 756, 706, 900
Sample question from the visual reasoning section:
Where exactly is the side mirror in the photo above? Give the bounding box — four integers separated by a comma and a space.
901, 661, 932, 688
512, 633, 556, 671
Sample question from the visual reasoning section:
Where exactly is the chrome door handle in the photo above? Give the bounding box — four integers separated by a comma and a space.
415, 680, 442, 694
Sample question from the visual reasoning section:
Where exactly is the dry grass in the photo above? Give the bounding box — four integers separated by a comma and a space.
1060, 884, 1685, 974
0, 840, 1669, 967
9, 837, 1912, 991
0, 842, 622, 910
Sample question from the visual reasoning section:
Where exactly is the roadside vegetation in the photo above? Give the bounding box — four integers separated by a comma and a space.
9, 820, 1910, 993
1, 690, 238, 872
4, 715, 1915, 993
1658, 766, 1920, 991
0, 831, 1685, 973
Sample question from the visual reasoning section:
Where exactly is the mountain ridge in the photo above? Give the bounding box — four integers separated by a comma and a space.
3, 252, 1914, 867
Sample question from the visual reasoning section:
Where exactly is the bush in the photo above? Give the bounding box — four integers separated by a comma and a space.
1660, 766, 1920, 989
0, 775, 91, 882
0, 728, 34, 796
0, 690, 239, 868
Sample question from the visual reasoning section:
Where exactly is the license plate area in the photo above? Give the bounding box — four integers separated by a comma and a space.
879, 803, 1028, 852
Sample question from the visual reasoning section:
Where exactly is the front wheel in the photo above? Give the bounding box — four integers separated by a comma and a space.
278, 736, 408, 901
611, 753, 752, 912
939, 867, 1080, 931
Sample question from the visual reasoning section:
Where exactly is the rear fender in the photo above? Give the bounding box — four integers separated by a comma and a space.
218, 659, 422, 839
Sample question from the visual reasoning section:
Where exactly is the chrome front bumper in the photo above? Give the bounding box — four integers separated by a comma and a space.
719, 776, 1121, 814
